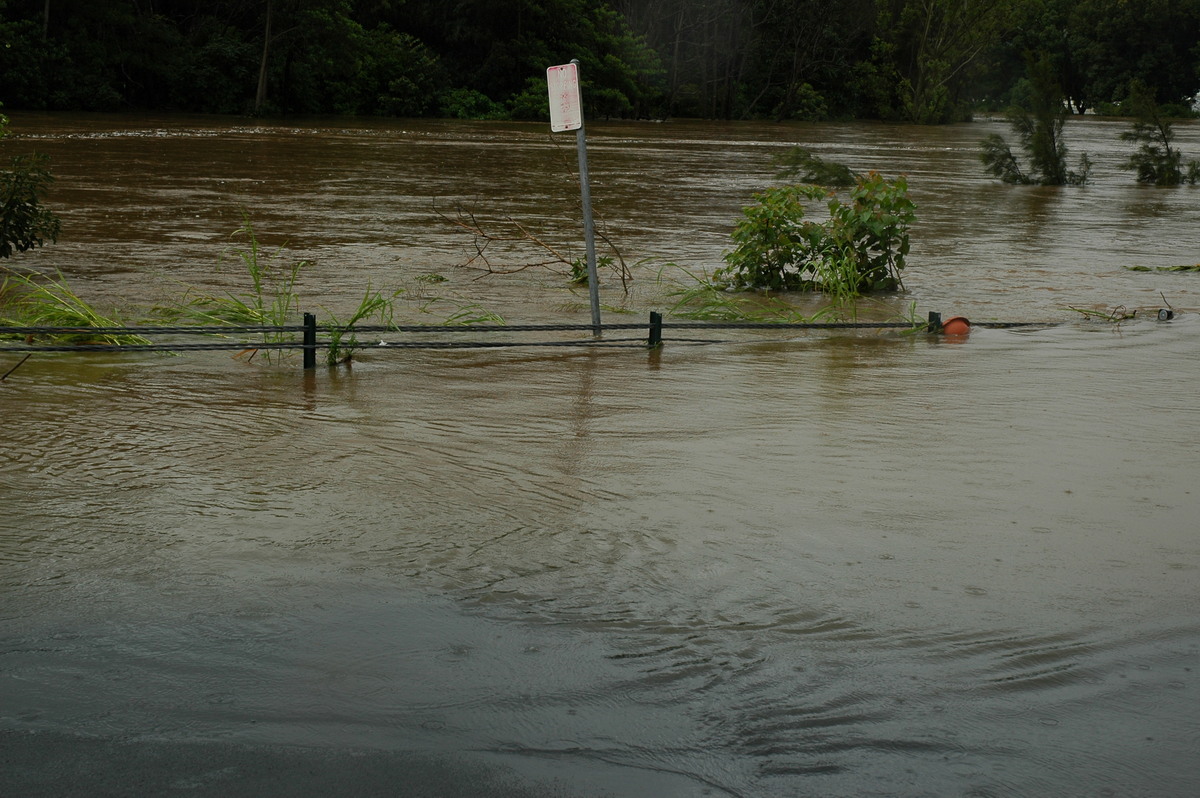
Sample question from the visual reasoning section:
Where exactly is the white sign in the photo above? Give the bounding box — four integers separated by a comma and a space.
547, 63, 582, 132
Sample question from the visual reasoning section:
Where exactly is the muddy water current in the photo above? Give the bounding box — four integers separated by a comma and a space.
2, 114, 1199, 796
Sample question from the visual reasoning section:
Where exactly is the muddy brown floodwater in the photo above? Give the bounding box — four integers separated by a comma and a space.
2, 113, 1199, 796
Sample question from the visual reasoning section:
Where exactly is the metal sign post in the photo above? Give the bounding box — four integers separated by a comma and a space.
547, 60, 601, 336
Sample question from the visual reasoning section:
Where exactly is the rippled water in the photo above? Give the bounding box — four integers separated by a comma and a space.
2, 114, 1199, 796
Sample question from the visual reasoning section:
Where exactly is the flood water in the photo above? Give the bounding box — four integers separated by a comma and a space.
2, 113, 1199, 796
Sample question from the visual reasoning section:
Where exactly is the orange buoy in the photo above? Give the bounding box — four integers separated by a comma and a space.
942, 316, 971, 335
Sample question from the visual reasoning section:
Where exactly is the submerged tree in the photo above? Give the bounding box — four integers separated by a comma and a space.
1120, 79, 1200, 186
772, 146, 858, 186
980, 53, 1090, 185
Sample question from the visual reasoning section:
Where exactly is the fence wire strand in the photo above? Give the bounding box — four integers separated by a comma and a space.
0, 317, 1058, 355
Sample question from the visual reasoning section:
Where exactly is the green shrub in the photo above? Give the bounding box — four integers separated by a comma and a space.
773, 83, 829, 122
505, 77, 551, 121
717, 184, 820, 292
1, 151, 62, 259
825, 172, 916, 292
716, 172, 915, 296
440, 88, 508, 120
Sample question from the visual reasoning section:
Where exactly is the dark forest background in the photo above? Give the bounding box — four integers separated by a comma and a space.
2, 0, 1198, 122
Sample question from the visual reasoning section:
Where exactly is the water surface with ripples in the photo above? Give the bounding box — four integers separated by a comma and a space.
2, 114, 1198, 796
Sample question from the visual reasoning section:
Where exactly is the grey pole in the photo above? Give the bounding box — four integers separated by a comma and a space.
571, 59, 602, 337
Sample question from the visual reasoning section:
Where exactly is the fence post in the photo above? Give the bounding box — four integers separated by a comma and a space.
927, 311, 942, 334
303, 312, 317, 369
648, 311, 663, 348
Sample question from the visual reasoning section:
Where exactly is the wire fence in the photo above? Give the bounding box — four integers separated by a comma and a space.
0, 311, 1055, 364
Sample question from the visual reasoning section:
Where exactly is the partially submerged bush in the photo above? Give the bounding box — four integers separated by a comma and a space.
773, 146, 857, 186
1120, 79, 1199, 185
1, 107, 62, 258
716, 172, 915, 296
980, 109, 1092, 186
979, 54, 1090, 186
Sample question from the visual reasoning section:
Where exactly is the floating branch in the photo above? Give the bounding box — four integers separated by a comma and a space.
434, 201, 632, 293
1066, 305, 1137, 322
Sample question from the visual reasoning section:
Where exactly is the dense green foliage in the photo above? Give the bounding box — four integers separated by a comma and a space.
0, 152, 61, 257
716, 173, 915, 295
0, 0, 663, 118
0, 107, 61, 258
1, 0, 1197, 121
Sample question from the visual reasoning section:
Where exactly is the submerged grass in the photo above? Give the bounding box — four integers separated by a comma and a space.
0, 266, 151, 345
419, 296, 506, 325
161, 213, 305, 355
323, 283, 403, 366
1, 213, 506, 362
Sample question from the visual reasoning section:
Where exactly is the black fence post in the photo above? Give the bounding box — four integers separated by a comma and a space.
927, 311, 942, 334
648, 311, 663, 348
303, 312, 317, 369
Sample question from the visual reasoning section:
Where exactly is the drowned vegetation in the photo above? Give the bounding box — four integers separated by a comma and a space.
715, 147, 915, 301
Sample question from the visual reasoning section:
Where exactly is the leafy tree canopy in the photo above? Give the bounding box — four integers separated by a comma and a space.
0, 0, 1197, 121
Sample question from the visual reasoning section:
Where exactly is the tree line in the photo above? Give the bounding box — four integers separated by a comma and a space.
0, 0, 1198, 122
